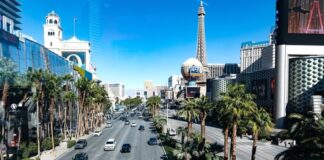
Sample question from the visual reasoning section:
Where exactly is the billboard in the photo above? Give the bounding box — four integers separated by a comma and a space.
276, 0, 324, 45
186, 87, 200, 98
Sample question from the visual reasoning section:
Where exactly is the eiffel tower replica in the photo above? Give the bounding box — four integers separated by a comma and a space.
196, 0, 209, 83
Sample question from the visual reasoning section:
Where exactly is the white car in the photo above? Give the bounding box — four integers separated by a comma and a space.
104, 139, 116, 151
106, 122, 113, 128
130, 121, 137, 127
167, 128, 176, 136
94, 129, 102, 136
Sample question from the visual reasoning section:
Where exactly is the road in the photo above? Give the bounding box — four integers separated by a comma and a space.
167, 118, 286, 160
58, 115, 166, 160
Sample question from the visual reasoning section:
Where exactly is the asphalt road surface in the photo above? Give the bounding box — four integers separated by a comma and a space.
57, 116, 166, 160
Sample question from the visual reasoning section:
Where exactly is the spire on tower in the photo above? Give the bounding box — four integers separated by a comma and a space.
200, 0, 203, 6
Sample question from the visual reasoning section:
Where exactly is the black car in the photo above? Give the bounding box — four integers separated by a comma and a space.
120, 144, 132, 153
138, 125, 145, 131
74, 139, 87, 149
148, 137, 158, 145
74, 152, 88, 160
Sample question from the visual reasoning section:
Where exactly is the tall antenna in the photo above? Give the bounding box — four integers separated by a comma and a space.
200, 0, 203, 6
73, 17, 77, 37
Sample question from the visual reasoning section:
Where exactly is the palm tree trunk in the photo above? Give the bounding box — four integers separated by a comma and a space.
0, 80, 9, 160
251, 132, 258, 160
36, 100, 41, 158
231, 123, 237, 160
50, 97, 55, 154
64, 102, 67, 140
224, 127, 229, 160
69, 101, 72, 138
201, 111, 207, 140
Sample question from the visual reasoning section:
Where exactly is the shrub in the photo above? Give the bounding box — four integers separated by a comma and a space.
42, 137, 60, 151
67, 140, 76, 148
19, 142, 38, 158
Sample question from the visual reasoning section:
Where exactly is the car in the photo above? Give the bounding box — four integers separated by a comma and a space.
148, 137, 158, 145
94, 129, 102, 136
120, 116, 125, 121
74, 139, 87, 149
138, 115, 143, 118
106, 122, 113, 128
138, 125, 145, 131
125, 120, 130, 125
74, 152, 88, 160
104, 139, 116, 151
120, 144, 132, 153
130, 121, 137, 127
167, 128, 176, 136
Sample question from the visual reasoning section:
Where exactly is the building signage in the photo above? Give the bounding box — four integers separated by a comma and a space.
0, 30, 19, 47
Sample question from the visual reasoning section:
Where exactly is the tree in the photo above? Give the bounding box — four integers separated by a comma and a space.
76, 77, 91, 137
248, 107, 273, 160
194, 96, 213, 140
219, 84, 256, 160
153, 116, 166, 133
146, 96, 161, 118
44, 72, 63, 154
215, 99, 232, 160
177, 127, 188, 146
275, 111, 324, 160
0, 57, 19, 160
177, 99, 199, 137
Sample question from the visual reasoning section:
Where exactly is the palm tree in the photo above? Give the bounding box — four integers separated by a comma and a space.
216, 100, 232, 160
146, 96, 161, 118
63, 91, 75, 138
0, 57, 18, 159
44, 71, 63, 154
26, 69, 45, 158
153, 116, 166, 133
177, 126, 188, 146
194, 96, 213, 140
248, 107, 273, 160
275, 111, 324, 160
177, 99, 199, 137
75, 77, 91, 137
219, 84, 256, 160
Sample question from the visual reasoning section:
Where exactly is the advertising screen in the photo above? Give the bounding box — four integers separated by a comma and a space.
186, 87, 200, 98
288, 0, 324, 34
276, 0, 324, 45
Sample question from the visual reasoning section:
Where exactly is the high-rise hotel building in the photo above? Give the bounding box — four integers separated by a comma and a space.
240, 41, 269, 73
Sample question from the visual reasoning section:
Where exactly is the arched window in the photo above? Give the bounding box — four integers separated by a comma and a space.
48, 32, 51, 36
54, 20, 58, 24
50, 42, 53, 46
49, 19, 53, 24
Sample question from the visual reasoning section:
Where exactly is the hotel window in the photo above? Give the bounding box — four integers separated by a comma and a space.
6, 23, 10, 32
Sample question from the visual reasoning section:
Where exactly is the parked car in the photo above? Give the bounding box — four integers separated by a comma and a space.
106, 122, 113, 128
138, 125, 145, 131
130, 121, 137, 127
74, 152, 88, 160
167, 128, 176, 136
94, 129, 102, 136
148, 137, 158, 145
75, 139, 87, 149
104, 139, 116, 151
125, 120, 130, 125
120, 144, 132, 153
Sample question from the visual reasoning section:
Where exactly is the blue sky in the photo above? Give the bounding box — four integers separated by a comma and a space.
20, 0, 275, 90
